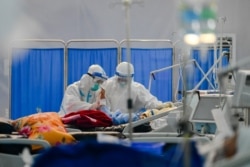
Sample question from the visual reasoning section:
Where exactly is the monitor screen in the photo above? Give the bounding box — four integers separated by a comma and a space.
190, 94, 226, 123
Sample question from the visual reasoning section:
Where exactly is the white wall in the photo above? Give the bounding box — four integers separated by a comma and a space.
1, 0, 250, 118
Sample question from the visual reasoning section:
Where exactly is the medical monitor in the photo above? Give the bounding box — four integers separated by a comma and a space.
189, 94, 226, 123
184, 91, 200, 118
232, 70, 250, 108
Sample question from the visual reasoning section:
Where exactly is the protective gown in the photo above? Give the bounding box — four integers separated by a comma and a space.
102, 76, 163, 114
58, 74, 101, 116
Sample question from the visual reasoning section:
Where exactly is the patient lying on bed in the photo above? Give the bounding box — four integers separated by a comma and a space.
140, 102, 176, 119
97, 101, 177, 125
1, 112, 76, 151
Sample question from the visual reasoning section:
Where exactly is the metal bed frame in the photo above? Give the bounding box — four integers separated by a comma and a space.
0, 138, 50, 167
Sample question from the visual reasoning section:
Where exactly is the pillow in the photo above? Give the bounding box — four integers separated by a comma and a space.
12, 112, 76, 150
0, 117, 15, 134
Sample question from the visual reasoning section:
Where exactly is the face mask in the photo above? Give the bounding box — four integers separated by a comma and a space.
117, 77, 129, 88
91, 83, 100, 91
118, 81, 128, 88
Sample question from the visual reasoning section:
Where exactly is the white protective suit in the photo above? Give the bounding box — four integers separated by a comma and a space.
102, 62, 163, 114
58, 65, 107, 116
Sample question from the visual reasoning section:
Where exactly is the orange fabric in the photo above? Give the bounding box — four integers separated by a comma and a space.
12, 112, 76, 150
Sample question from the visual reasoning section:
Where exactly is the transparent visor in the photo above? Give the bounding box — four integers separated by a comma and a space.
90, 72, 108, 84
93, 78, 105, 84
115, 72, 134, 78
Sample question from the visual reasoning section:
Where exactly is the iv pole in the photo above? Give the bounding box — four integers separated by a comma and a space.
123, 0, 133, 141
120, 0, 143, 141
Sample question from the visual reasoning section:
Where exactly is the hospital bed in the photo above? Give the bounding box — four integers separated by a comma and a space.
122, 102, 183, 134
57, 101, 185, 147
0, 101, 212, 167
67, 99, 215, 146
64, 101, 184, 135
121, 94, 214, 144
0, 91, 212, 167
64, 89, 217, 140
0, 137, 50, 167
0, 91, 215, 167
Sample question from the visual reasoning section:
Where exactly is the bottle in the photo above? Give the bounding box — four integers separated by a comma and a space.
226, 72, 235, 93
238, 117, 245, 127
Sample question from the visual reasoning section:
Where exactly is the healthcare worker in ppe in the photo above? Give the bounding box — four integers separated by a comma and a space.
58, 64, 108, 117
101, 62, 164, 124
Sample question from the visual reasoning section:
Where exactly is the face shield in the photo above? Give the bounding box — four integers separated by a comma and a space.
92, 72, 108, 83
88, 72, 108, 91
115, 71, 133, 87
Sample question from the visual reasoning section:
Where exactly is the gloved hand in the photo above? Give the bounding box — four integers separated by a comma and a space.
112, 110, 139, 125
100, 88, 105, 99
96, 88, 106, 106
90, 102, 100, 110
112, 110, 122, 125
